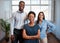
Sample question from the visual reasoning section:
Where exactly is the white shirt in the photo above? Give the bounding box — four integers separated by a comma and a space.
11, 10, 27, 35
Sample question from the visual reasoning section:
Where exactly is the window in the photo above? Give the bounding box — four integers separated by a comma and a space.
12, 0, 54, 21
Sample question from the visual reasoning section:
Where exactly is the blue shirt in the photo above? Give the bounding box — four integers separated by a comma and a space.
23, 24, 40, 43
38, 20, 56, 39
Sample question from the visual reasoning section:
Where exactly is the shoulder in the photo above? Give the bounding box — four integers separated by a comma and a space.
35, 24, 40, 29
35, 24, 39, 27
23, 24, 28, 28
42, 20, 48, 24
23, 12, 27, 15
44, 20, 52, 23
22, 12, 27, 18
36, 24, 40, 30
45, 20, 52, 24
12, 11, 18, 17
23, 24, 29, 30
43, 20, 47, 23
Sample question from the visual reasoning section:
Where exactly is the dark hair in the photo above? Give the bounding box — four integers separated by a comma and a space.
28, 11, 36, 18
37, 12, 45, 24
19, 1, 25, 4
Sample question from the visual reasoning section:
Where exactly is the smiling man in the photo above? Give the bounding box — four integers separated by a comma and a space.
11, 1, 27, 43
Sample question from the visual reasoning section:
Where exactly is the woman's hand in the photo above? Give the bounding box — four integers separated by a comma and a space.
23, 29, 40, 40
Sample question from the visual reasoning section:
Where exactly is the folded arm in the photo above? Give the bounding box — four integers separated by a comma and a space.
22, 29, 40, 40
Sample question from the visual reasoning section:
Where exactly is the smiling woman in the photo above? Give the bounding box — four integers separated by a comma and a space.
23, 11, 40, 43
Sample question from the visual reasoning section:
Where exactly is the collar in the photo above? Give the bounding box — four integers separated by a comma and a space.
17, 10, 24, 13
38, 20, 45, 26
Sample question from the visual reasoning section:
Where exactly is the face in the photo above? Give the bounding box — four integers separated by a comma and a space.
39, 13, 44, 21
28, 14, 35, 22
19, 2, 25, 11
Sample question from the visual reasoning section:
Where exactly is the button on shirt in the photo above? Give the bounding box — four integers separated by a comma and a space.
38, 20, 56, 39
11, 11, 27, 35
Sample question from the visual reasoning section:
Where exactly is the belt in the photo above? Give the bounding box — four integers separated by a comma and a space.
14, 28, 23, 31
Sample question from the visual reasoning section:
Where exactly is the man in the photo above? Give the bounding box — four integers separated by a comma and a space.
11, 1, 27, 43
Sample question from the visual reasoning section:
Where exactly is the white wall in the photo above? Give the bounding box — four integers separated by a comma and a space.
0, 0, 11, 40
0, 0, 11, 20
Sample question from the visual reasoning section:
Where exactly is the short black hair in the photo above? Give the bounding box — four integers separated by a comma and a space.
19, 1, 25, 4
28, 11, 36, 18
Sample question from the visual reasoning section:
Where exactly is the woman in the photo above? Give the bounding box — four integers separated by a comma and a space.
23, 11, 40, 43
37, 12, 56, 43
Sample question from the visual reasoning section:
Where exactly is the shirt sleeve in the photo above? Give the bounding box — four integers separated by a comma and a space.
23, 24, 26, 29
37, 24, 40, 30
47, 21, 56, 33
24, 19, 30, 24
24, 12, 29, 24
10, 13, 15, 35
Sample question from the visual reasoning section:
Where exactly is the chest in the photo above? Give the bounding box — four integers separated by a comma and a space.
15, 13, 26, 21
25, 26, 38, 35
39, 22, 48, 29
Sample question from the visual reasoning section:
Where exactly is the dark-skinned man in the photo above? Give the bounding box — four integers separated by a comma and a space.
11, 1, 28, 43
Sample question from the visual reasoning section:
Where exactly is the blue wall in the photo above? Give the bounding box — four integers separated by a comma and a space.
54, 0, 60, 40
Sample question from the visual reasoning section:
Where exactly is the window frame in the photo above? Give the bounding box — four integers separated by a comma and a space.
11, 0, 55, 22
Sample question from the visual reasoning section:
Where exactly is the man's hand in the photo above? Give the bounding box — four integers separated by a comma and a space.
11, 35, 15, 41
